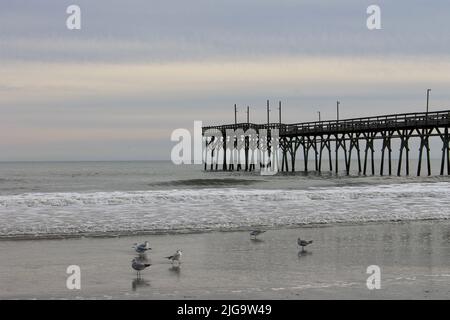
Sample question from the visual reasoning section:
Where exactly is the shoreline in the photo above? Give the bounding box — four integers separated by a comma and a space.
1, 219, 449, 299
1, 217, 448, 242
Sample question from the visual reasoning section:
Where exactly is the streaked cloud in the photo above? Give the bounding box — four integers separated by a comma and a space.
2, 57, 450, 104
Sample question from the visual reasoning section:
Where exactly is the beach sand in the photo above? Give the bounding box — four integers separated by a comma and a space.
0, 220, 449, 299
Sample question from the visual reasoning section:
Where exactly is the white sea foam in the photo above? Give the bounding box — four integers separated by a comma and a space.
0, 182, 449, 238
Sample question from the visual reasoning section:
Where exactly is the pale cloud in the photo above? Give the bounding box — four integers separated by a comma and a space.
0, 126, 169, 145
2, 56, 450, 106
2, 0, 450, 63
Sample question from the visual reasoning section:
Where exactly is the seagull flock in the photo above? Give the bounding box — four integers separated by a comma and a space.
131, 231, 312, 277
131, 241, 183, 277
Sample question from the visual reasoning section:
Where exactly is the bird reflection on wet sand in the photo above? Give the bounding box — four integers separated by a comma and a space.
132, 277, 150, 291
169, 265, 181, 280
298, 250, 313, 258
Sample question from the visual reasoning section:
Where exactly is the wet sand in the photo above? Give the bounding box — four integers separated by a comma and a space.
0, 220, 449, 299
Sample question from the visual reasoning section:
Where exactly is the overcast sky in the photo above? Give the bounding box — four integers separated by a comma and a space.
1, 0, 450, 160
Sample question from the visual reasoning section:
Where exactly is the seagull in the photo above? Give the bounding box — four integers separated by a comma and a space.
166, 249, 182, 265
131, 257, 151, 277
250, 230, 265, 239
133, 241, 152, 254
297, 238, 313, 251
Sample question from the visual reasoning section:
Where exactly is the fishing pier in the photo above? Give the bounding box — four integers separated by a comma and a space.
202, 104, 450, 176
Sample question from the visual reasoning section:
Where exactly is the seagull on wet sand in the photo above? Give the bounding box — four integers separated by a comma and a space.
133, 241, 152, 254
250, 230, 265, 239
166, 249, 182, 265
131, 257, 151, 277
297, 238, 313, 251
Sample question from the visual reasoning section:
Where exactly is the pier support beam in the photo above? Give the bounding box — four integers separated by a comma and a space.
204, 137, 209, 171
280, 137, 289, 172
397, 129, 413, 176
362, 132, 376, 175
244, 135, 249, 171
380, 131, 393, 176
417, 128, 432, 176
210, 136, 216, 171
347, 133, 361, 175
334, 134, 348, 175
288, 137, 301, 172
319, 135, 333, 172
438, 127, 450, 175
222, 131, 227, 171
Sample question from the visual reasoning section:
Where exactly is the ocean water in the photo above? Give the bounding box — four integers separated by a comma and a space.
0, 161, 449, 239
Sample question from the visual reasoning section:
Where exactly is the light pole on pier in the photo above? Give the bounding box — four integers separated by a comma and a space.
426, 89, 431, 113
336, 101, 340, 122
234, 104, 237, 125
278, 101, 282, 125
317, 111, 321, 122
247, 106, 249, 124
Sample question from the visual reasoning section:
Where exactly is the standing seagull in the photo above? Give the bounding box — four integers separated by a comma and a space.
131, 257, 151, 278
166, 249, 182, 265
133, 241, 152, 254
250, 230, 265, 239
297, 238, 313, 251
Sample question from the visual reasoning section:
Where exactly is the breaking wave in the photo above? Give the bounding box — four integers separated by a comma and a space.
0, 182, 449, 239
148, 178, 261, 188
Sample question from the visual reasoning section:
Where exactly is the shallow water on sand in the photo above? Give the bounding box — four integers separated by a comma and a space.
0, 221, 449, 299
